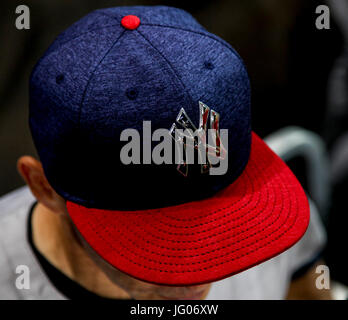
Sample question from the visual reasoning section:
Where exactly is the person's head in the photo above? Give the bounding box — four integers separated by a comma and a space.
24, 5, 309, 296
17, 155, 211, 300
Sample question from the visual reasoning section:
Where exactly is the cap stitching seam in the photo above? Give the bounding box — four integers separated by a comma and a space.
113, 172, 252, 235
49, 9, 123, 50
140, 23, 242, 61
88, 172, 288, 270
94, 9, 240, 62
29, 11, 122, 93
135, 29, 196, 110
102, 170, 272, 258
78, 29, 126, 127
93, 10, 121, 22
50, 24, 120, 50
104, 170, 269, 251
82, 165, 299, 272
91, 157, 268, 251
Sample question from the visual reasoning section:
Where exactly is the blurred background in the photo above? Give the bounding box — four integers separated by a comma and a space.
0, 0, 347, 294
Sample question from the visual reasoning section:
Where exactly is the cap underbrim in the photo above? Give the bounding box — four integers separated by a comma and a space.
66, 132, 310, 286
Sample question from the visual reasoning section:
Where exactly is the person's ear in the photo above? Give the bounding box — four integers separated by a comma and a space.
17, 156, 66, 214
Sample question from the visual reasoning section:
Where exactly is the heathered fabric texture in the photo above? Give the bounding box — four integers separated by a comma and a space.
29, 6, 251, 210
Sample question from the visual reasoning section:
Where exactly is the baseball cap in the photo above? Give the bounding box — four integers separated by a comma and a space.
29, 6, 310, 286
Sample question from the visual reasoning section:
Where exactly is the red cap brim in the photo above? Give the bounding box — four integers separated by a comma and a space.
67, 132, 310, 286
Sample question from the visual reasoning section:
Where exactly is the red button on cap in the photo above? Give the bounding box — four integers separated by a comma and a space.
121, 15, 140, 30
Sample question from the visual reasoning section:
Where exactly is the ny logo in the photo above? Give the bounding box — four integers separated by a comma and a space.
170, 101, 226, 177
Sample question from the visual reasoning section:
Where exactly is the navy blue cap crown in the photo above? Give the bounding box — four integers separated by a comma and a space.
29, 6, 251, 210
